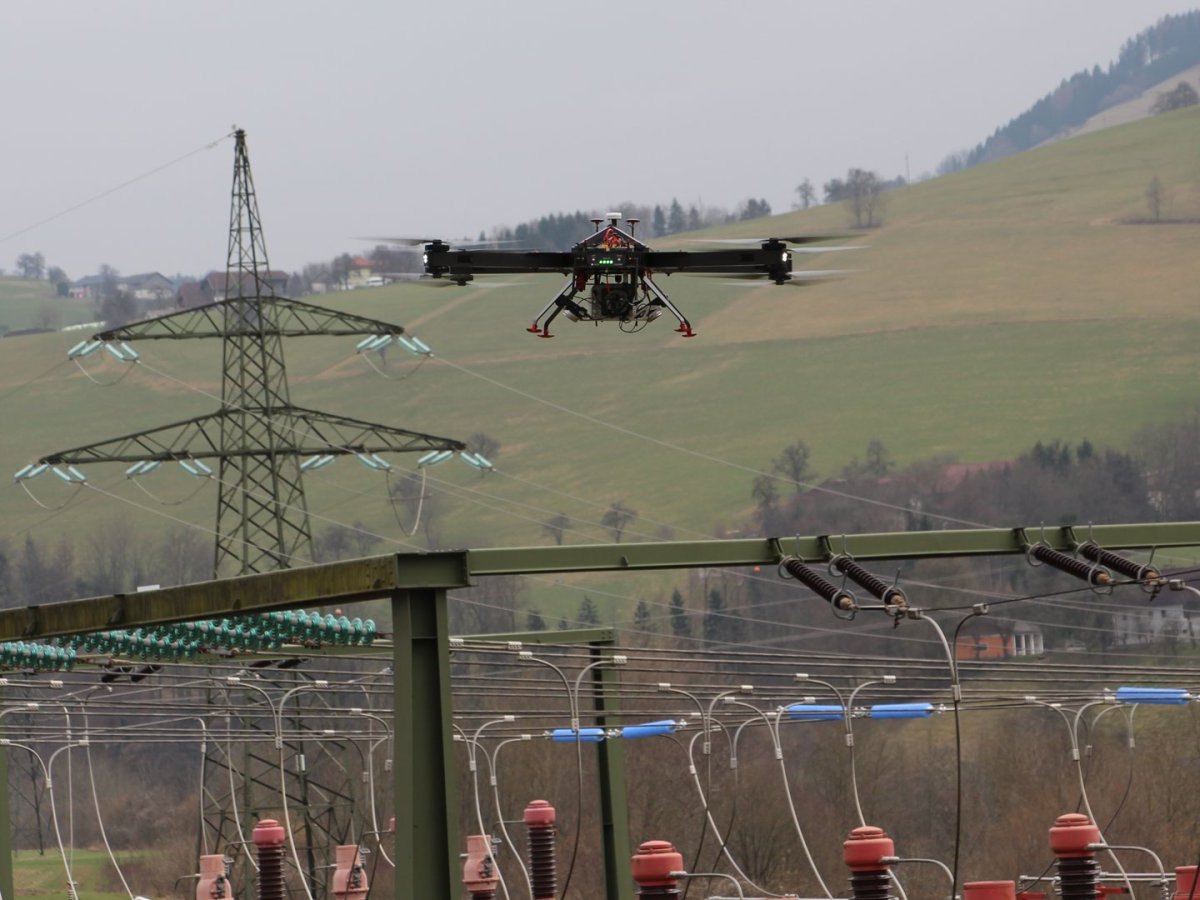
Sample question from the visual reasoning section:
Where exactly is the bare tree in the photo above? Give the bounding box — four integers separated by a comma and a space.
771, 440, 813, 492
541, 513, 571, 545
601, 501, 637, 543
15, 252, 45, 280
794, 179, 816, 210
846, 168, 885, 228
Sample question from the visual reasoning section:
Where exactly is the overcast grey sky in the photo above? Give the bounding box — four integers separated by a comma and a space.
4, 1, 1198, 279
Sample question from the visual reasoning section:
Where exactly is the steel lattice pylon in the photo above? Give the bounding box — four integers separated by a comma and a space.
36, 129, 467, 898
39, 128, 465, 577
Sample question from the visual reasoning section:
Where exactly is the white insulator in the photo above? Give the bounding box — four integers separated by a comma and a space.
417, 449, 453, 467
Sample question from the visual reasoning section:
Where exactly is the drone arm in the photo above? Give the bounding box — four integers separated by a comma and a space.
423, 248, 573, 278
642, 248, 792, 280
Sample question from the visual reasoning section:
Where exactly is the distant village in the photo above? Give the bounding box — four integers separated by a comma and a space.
67, 254, 395, 308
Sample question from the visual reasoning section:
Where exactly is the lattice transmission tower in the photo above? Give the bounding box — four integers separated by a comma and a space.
33, 129, 467, 894
38, 128, 465, 576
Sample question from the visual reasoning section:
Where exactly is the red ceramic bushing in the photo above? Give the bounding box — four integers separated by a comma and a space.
843, 826, 895, 871
631, 841, 684, 888
253, 819, 286, 847
965, 881, 1016, 900
1175, 866, 1198, 899
1049, 814, 1100, 858
525, 799, 556, 827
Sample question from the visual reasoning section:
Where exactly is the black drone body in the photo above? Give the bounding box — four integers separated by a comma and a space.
419, 213, 836, 337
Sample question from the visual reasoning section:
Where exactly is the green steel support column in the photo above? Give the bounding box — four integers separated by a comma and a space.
591, 646, 632, 900
392, 587, 458, 900
0, 716, 12, 900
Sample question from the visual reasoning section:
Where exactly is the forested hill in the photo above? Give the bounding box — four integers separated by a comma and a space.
966, 11, 1200, 167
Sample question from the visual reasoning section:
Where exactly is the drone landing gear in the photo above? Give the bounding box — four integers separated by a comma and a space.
641, 275, 695, 337
527, 276, 585, 338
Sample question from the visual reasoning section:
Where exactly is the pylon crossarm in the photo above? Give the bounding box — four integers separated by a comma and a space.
96, 296, 409, 342
36, 406, 464, 468
287, 406, 466, 455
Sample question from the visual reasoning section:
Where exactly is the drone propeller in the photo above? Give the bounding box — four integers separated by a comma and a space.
686, 235, 850, 245
358, 236, 519, 249
704, 269, 854, 287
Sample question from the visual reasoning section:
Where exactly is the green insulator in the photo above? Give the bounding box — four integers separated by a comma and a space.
363, 619, 377, 644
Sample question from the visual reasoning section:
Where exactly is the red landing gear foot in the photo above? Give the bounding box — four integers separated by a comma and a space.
537, 331, 554, 338
677, 325, 696, 337
526, 324, 541, 333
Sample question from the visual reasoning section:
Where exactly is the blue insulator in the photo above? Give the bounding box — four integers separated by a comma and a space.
355, 453, 385, 470
551, 727, 605, 742
119, 342, 140, 361
868, 703, 934, 719
13, 464, 35, 480
355, 335, 377, 351
471, 453, 493, 470
301, 454, 336, 471
366, 335, 393, 351
67, 340, 90, 358
619, 720, 679, 739
72, 340, 102, 358
104, 343, 129, 361
410, 337, 432, 354
369, 453, 392, 470
786, 704, 845, 722
1115, 686, 1190, 705
418, 449, 453, 467
397, 336, 421, 354
66, 466, 88, 482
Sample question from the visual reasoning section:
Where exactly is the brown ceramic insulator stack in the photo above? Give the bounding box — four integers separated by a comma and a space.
252, 820, 287, 900
525, 800, 558, 900
964, 882, 1016, 900
1048, 814, 1101, 900
1029, 545, 1111, 587
631, 841, 683, 900
843, 826, 896, 900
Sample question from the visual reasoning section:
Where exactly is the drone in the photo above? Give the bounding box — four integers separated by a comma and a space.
404, 213, 851, 338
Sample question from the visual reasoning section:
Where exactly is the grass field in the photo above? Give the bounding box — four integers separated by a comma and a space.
13, 848, 129, 900
3, 107, 1199, 618
0, 280, 95, 334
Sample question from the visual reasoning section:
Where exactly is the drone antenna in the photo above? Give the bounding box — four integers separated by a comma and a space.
626, 217, 639, 237
606, 211, 622, 227
590, 217, 604, 233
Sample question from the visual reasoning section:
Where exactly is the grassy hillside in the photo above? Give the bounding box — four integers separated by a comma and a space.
3, 108, 1199, 613
0, 279, 95, 333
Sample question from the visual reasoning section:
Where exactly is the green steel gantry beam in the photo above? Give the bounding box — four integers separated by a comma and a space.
0, 520, 1196, 900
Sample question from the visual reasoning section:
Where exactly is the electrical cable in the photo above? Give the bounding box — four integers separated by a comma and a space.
0, 131, 233, 245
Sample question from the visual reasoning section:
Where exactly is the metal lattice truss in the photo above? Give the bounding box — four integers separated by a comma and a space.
96, 296, 408, 342
39, 406, 464, 465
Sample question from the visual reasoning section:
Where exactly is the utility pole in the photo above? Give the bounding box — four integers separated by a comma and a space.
34, 128, 468, 897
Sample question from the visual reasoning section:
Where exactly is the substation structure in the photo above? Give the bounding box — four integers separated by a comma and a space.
0, 520, 1196, 900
